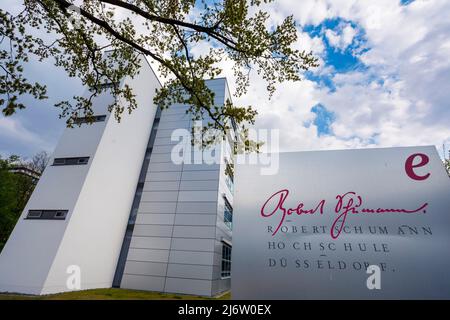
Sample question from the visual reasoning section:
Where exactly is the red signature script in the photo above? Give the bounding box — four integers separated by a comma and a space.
260, 189, 428, 239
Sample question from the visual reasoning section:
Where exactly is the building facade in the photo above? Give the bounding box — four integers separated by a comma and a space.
0, 55, 233, 297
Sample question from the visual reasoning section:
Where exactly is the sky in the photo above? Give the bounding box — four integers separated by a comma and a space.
1, 0, 450, 161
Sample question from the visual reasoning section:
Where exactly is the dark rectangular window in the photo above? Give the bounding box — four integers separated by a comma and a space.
224, 197, 233, 230
74, 115, 106, 125
26, 210, 68, 220
221, 242, 232, 278
52, 157, 90, 166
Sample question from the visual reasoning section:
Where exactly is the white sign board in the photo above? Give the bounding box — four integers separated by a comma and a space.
232, 146, 450, 299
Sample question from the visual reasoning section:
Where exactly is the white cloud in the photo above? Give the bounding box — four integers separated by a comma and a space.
235, 0, 450, 158
325, 23, 357, 51
0, 117, 52, 153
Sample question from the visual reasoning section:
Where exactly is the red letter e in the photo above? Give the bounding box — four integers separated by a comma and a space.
405, 153, 430, 181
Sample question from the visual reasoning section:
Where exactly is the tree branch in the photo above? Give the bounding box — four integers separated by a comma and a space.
36, 0, 226, 131
97, 0, 242, 51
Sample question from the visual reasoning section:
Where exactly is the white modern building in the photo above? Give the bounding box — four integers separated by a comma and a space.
0, 54, 234, 297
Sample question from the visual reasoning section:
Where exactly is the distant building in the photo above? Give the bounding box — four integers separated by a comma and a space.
8, 166, 41, 182
0, 54, 234, 297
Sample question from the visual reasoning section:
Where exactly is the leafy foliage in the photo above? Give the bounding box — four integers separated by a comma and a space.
0, 154, 41, 252
0, 0, 318, 150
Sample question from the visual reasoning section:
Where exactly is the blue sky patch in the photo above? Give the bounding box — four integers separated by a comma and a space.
400, 0, 415, 5
311, 104, 336, 136
303, 18, 368, 74
305, 71, 336, 92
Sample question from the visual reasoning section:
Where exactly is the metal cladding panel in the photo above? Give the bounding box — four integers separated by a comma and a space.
169, 251, 215, 265
132, 225, 173, 237
127, 248, 170, 263
164, 278, 212, 296
130, 236, 172, 250
172, 226, 217, 239
121, 274, 165, 291
135, 214, 175, 225
174, 214, 217, 226
167, 264, 215, 280
124, 261, 168, 277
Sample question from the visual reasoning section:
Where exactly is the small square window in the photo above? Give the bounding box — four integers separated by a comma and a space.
54, 211, 67, 219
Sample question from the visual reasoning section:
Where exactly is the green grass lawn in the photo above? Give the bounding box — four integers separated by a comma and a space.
0, 288, 231, 300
